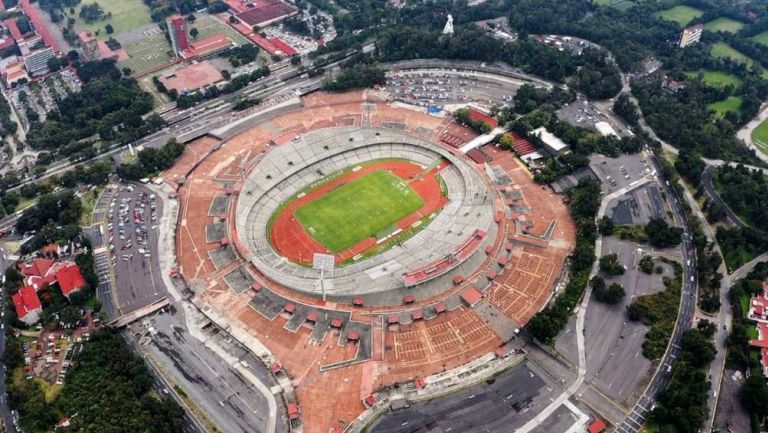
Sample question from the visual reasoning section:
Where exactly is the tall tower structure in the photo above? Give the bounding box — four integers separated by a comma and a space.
442, 14, 454, 36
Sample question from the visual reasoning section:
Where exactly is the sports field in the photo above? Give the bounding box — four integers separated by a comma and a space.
119, 29, 172, 74
655, 6, 703, 26
191, 14, 250, 45
683, 69, 742, 90
751, 31, 768, 46
68, 0, 153, 39
751, 119, 768, 156
294, 170, 424, 253
708, 96, 742, 116
703, 17, 744, 34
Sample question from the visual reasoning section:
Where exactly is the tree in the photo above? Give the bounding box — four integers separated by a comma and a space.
741, 375, 768, 419
613, 93, 639, 127
680, 328, 716, 368
598, 216, 614, 236
190, 27, 199, 39
645, 218, 683, 248
105, 23, 114, 34
638, 255, 654, 274
66, 49, 79, 62
599, 253, 625, 276
221, 69, 231, 80
229, 15, 238, 24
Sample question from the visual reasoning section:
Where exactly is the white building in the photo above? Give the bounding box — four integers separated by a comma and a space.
531, 127, 569, 155
594, 121, 619, 138
679, 24, 703, 48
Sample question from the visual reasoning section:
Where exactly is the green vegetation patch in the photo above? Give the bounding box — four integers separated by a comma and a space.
683, 69, 742, 90
655, 6, 704, 27
703, 17, 745, 34
751, 118, 768, 157
627, 259, 682, 360
294, 170, 424, 253
708, 96, 743, 116
190, 14, 250, 46
709, 42, 768, 79
68, 0, 154, 39
750, 31, 768, 46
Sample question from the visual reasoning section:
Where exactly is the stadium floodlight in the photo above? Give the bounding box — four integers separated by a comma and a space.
313, 253, 335, 301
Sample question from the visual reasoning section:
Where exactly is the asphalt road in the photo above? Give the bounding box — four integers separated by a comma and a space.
140, 308, 280, 433
614, 155, 698, 433
369, 362, 562, 433
700, 165, 746, 228
0, 248, 18, 433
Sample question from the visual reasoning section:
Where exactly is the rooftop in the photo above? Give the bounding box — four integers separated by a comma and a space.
11, 285, 41, 319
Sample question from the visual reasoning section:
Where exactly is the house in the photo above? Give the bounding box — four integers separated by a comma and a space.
55, 264, 86, 299
11, 285, 42, 324
749, 322, 768, 377
18, 257, 87, 297
748, 282, 768, 323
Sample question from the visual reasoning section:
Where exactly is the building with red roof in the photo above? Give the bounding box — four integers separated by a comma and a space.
2, 59, 27, 87
78, 31, 118, 61
749, 321, 768, 377
167, 15, 189, 56
3, 18, 22, 41
234, 0, 298, 27
55, 264, 86, 298
748, 282, 768, 323
19, 0, 58, 53
269, 37, 296, 56
12, 285, 42, 324
181, 33, 233, 60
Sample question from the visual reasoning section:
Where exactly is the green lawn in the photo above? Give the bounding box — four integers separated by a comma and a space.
683, 69, 742, 90
593, 0, 612, 5
119, 30, 173, 75
751, 118, 768, 157
190, 14, 250, 46
294, 170, 424, 253
66, 0, 153, 39
703, 17, 745, 34
710, 42, 768, 79
655, 5, 703, 26
708, 96, 743, 116
751, 31, 768, 46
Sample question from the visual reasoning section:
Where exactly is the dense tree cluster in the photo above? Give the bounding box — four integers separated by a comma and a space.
527, 179, 600, 343
570, 48, 622, 100
590, 276, 625, 305
26, 60, 156, 159
7, 328, 185, 433
644, 218, 683, 248
648, 325, 715, 433
453, 108, 492, 134
612, 93, 639, 127
118, 138, 185, 180
716, 225, 768, 271
324, 64, 385, 91
599, 253, 625, 276
675, 149, 706, 185
225, 44, 260, 67
714, 164, 768, 227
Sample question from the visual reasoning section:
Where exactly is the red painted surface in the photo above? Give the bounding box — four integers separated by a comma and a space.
269, 160, 448, 266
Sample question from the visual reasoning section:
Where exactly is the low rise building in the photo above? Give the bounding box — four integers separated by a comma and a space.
180, 33, 233, 60
3, 59, 29, 87
78, 31, 119, 61
530, 126, 569, 155
12, 285, 42, 324
594, 121, 619, 138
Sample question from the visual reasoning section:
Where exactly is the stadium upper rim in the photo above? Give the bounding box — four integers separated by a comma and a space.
233, 126, 497, 301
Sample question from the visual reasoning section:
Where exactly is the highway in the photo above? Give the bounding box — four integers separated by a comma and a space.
614, 155, 698, 433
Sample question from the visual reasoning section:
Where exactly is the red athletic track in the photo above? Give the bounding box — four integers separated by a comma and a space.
270, 160, 449, 265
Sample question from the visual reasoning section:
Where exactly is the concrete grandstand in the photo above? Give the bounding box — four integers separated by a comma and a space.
169, 90, 575, 432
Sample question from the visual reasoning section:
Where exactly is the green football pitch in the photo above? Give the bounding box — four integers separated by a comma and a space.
294, 170, 424, 253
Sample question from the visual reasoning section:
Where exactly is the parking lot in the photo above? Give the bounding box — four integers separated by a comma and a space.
384, 69, 523, 108
557, 94, 632, 136
106, 184, 166, 315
